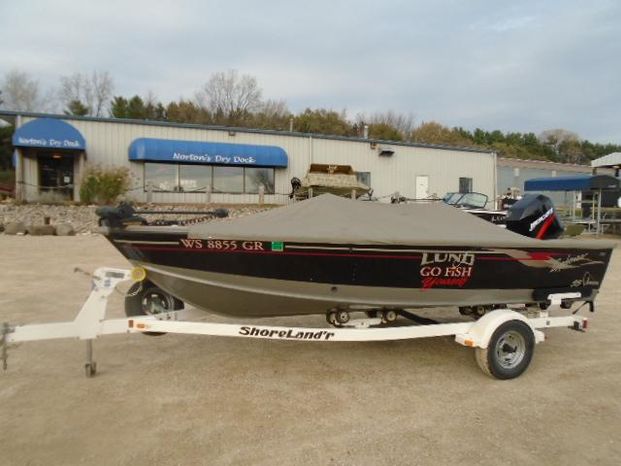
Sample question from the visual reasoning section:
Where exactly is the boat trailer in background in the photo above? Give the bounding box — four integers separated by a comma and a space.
1, 268, 589, 380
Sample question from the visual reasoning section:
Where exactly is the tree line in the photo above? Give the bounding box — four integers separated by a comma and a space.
1, 68, 620, 166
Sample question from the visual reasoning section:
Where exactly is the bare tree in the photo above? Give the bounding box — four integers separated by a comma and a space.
356, 111, 416, 140
258, 99, 289, 118
91, 71, 114, 116
59, 73, 86, 112
538, 128, 579, 152
1, 69, 45, 111
59, 71, 114, 116
250, 99, 291, 130
196, 70, 262, 123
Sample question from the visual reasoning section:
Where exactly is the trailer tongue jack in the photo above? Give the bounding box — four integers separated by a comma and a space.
1, 268, 588, 380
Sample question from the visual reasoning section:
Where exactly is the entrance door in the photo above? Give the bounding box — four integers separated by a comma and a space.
415, 175, 429, 199
39, 153, 74, 199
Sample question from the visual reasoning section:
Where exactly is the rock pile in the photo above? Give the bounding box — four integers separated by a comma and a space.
0, 201, 278, 235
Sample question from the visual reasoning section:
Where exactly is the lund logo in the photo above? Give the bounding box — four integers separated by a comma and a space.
421, 252, 475, 266
420, 251, 475, 289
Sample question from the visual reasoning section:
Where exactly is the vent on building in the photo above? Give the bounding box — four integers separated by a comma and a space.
378, 145, 395, 157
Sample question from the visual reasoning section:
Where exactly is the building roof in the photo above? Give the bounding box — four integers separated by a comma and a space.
591, 152, 621, 168
0, 110, 493, 155
498, 157, 592, 172
524, 174, 620, 192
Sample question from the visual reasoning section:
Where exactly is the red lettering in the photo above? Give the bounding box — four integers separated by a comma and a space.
422, 276, 471, 289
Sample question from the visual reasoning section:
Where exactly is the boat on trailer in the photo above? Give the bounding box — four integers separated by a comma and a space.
98, 194, 614, 323
1, 193, 614, 380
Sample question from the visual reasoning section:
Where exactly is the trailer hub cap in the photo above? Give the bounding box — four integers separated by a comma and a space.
142, 290, 172, 315
495, 330, 526, 369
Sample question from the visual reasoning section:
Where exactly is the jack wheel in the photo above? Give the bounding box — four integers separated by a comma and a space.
326, 311, 337, 325
475, 320, 535, 380
85, 362, 97, 378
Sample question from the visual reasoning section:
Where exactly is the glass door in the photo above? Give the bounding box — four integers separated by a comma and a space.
38, 153, 74, 199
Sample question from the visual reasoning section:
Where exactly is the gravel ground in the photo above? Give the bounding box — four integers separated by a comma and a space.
0, 235, 620, 466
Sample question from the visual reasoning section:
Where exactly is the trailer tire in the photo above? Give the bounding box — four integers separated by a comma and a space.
474, 320, 535, 380
125, 281, 180, 336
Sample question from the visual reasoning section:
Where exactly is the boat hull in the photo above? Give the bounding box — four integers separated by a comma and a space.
104, 228, 614, 317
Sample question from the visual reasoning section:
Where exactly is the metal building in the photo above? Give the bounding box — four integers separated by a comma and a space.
497, 157, 600, 206
1, 111, 497, 205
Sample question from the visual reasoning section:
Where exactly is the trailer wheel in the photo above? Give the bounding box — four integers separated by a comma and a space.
384, 309, 398, 323
125, 281, 178, 336
475, 320, 535, 380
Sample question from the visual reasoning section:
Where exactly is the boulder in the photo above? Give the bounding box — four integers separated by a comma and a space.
27, 224, 56, 236
55, 223, 76, 236
4, 221, 27, 235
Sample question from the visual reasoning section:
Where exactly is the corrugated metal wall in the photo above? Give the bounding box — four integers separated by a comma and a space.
498, 165, 592, 206
19, 116, 496, 205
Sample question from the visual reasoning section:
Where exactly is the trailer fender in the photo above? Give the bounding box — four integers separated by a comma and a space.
455, 309, 545, 349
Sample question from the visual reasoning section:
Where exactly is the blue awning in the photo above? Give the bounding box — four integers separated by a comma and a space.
12, 118, 86, 150
524, 175, 620, 192
129, 138, 288, 167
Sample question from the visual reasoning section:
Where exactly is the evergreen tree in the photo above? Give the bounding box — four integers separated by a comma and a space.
64, 99, 90, 116
110, 96, 129, 118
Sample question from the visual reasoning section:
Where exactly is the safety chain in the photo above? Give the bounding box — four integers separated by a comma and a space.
124, 281, 143, 297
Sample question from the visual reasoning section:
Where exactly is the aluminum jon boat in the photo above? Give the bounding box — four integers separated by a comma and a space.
98, 194, 615, 322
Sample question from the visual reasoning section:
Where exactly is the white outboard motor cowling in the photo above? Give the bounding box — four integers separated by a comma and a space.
505, 194, 564, 239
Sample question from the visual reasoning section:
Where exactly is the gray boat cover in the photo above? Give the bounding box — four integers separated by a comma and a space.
188, 194, 612, 249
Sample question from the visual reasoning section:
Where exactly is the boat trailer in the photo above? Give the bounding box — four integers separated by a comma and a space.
1, 268, 589, 380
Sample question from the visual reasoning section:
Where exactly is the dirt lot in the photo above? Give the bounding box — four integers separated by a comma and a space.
1, 235, 620, 466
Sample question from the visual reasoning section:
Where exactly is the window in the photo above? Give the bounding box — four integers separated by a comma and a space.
245, 167, 275, 193
179, 165, 211, 192
145, 163, 177, 192
144, 163, 276, 194
213, 166, 244, 193
356, 172, 371, 188
459, 177, 473, 193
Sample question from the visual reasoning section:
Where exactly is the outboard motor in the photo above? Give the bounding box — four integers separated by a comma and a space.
505, 194, 564, 239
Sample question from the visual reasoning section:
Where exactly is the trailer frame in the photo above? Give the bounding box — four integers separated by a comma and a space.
1, 267, 589, 379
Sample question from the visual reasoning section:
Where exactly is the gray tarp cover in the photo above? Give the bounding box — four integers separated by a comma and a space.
188, 194, 611, 249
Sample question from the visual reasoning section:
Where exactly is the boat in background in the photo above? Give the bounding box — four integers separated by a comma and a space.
442, 191, 508, 224
289, 164, 370, 200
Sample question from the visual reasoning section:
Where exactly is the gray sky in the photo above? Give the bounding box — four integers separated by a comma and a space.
1, 0, 619, 143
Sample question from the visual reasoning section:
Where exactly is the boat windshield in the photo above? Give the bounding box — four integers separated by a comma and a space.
442, 192, 488, 209
443, 192, 463, 204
